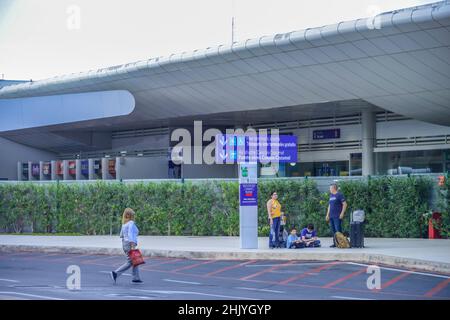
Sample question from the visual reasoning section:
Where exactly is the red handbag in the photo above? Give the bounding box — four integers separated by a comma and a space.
128, 249, 145, 266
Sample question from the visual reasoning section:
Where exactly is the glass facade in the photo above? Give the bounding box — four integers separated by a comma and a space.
258, 149, 450, 177
375, 149, 447, 175
285, 161, 349, 177
446, 150, 450, 173
259, 163, 287, 177
350, 153, 362, 176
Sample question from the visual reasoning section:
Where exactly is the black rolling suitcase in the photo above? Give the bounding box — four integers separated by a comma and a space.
350, 221, 364, 248
350, 210, 365, 248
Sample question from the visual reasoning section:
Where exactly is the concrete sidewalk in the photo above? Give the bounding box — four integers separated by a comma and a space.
1, 235, 449, 274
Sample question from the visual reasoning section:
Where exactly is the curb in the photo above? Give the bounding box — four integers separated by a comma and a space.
1, 244, 450, 275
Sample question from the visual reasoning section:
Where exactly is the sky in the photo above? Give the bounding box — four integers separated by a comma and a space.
0, 0, 438, 80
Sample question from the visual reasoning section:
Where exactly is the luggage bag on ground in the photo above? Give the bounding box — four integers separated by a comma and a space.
350, 221, 364, 248
334, 232, 350, 248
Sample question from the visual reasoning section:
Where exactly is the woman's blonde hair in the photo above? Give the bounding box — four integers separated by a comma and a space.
122, 208, 135, 224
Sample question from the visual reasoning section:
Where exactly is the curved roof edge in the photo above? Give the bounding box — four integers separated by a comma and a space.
0, 90, 135, 132
0, 1, 449, 99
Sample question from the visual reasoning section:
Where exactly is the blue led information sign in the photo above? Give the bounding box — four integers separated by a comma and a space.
215, 134, 297, 164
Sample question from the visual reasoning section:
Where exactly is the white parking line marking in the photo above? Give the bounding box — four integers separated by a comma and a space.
0, 278, 20, 283
133, 289, 258, 300
163, 279, 201, 285
332, 296, 375, 300
235, 287, 285, 294
106, 294, 153, 300
246, 262, 335, 267
7, 285, 64, 289
100, 271, 131, 277
271, 270, 320, 275
0, 291, 64, 300
345, 262, 450, 279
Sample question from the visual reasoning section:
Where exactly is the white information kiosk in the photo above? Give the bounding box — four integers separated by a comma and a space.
238, 162, 258, 249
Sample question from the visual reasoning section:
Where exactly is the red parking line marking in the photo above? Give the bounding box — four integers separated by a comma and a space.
322, 267, 367, 288
424, 278, 450, 298
80, 255, 116, 263
205, 260, 257, 277
0, 252, 31, 257
82, 261, 112, 267
50, 253, 94, 261
135, 261, 445, 300
279, 261, 340, 285
40, 253, 62, 258
81, 256, 126, 266
378, 272, 410, 291
248, 277, 431, 299
5, 252, 61, 261
145, 258, 184, 268
171, 260, 217, 273
138, 266, 430, 299
240, 261, 296, 281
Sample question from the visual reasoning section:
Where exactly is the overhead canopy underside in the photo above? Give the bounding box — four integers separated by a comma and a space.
0, 1, 449, 152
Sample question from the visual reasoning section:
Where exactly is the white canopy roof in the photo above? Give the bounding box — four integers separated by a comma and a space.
0, 1, 449, 146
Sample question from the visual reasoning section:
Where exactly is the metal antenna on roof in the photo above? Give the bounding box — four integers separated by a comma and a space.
231, 0, 236, 43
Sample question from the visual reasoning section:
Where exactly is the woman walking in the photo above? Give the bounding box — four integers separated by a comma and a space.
110, 208, 143, 284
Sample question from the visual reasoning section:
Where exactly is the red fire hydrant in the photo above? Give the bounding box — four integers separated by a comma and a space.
428, 212, 442, 239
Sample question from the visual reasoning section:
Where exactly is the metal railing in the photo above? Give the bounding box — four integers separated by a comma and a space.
376, 135, 450, 148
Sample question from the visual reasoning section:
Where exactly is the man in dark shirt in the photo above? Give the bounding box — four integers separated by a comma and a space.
326, 183, 347, 248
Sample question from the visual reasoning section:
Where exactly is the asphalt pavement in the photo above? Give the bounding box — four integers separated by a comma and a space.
0, 252, 449, 300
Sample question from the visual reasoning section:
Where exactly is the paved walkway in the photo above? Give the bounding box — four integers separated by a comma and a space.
1, 235, 449, 273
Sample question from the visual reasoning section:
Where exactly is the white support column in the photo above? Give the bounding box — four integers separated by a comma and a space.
102, 158, 109, 180
88, 159, 95, 180
39, 161, 44, 181
17, 162, 22, 181
348, 154, 352, 177
115, 157, 122, 181
362, 109, 376, 176
28, 161, 32, 181
75, 159, 82, 180
63, 160, 69, 181
51, 161, 57, 181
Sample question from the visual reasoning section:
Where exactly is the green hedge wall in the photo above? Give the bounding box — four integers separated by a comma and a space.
437, 175, 450, 238
0, 176, 438, 238
339, 176, 435, 238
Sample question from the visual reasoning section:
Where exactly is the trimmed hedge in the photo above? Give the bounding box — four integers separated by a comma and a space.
339, 176, 434, 238
436, 175, 450, 238
0, 176, 439, 238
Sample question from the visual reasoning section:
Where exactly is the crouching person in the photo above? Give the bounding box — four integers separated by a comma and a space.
286, 228, 305, 249
301, 224, 321, 247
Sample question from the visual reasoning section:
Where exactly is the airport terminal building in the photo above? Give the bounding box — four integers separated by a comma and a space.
1, 1, 450, 181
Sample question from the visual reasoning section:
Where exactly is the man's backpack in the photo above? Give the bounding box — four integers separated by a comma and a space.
334, 232, 350, 248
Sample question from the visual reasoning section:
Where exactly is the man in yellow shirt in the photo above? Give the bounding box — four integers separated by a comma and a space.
267, 191, 283, 248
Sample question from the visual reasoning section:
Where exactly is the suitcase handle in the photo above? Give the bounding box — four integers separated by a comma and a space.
349, 206, 353, 224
